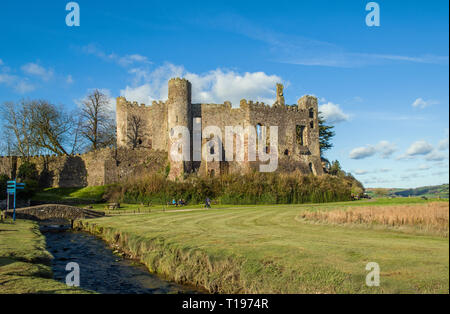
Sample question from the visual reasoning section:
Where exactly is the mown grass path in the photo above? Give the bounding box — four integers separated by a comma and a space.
77, 201, 449, 294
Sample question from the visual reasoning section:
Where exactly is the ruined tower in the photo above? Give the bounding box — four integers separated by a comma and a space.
297, 95, 321, 174
116, 96, 128, 148
166, 78, 192, 180
275, 83, 285, 106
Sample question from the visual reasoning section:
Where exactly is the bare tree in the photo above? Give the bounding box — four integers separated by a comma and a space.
127, 114, 145, 149
28, 100, 76, 155
80, 89, 115, 151
1, 100, 82, 156
1, 100, 38, 157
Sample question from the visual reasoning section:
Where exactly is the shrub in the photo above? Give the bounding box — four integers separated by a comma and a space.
17, 179, 39, 200
17, 161, 39, 181
105, 171, 361, 205
0, 174, 9, 200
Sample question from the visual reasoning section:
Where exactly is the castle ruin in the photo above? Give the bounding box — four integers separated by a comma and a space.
116, 78, 323, 180
0, 78, 324, 189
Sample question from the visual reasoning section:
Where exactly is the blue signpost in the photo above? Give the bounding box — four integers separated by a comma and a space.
6, 180, 25, 222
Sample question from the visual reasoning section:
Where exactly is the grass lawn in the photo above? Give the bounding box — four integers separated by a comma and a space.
84, 196, 448, 212
0, 219, 89, 294
32, 186, 107, 203
76, 199, 449, 294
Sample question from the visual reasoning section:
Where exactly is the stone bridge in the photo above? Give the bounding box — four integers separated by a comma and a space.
7, 204, 105, 221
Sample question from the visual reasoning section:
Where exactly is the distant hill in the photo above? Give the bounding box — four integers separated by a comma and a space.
366, 184, 449, 199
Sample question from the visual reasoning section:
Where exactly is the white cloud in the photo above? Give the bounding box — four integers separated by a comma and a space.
0, 73, 13, 84
405, 140, 434, 156
0, 73, 35, 93
417, 164, 431, 171
376, 140, 397, 158
14, 80, 36, 93
318, 102, 350, 124
21, 63, 54, 81
425, 151, 447, 162
349, 140, 397, 160
120, 63, 281, 106
81, 44, 151, 67
354, 169, 369, 175
397, 139, 448, 162
396, 140, 448, 161
121, 84, 154, 106
119, 54, 151, 67
438, 130, 449, 151
411, 98, 439, 109
438, 138, 449, 150
349, 145, 377, 159
211, 14, 449, 68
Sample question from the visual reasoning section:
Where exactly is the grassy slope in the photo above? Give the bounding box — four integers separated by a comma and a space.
0, 220, 89, 294
76, 199, 449, 294
366, 184, 449, 199
32, 186, 107, 203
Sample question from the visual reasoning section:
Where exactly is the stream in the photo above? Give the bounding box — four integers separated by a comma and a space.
40, 222, 199, 294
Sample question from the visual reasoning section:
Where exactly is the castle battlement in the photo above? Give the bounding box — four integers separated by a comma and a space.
116, 78, 323, 180
169, 77, 190, 83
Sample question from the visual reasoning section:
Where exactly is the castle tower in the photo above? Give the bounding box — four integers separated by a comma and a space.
116, 96, 128, 148
298, 95, 322, 175
297, 95, 320, 157
275, 83, 285, 106
167, 78, 192, 180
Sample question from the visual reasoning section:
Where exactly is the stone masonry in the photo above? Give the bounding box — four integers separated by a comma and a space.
117, 78, 323, 180
0, 78, 323, 188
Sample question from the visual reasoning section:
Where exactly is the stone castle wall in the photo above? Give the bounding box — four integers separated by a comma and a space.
115, 78, 324, 179
0, 148, 167, 188
0, 78, 324, 188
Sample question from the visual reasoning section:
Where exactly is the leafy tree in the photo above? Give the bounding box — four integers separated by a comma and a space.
329, 160, 342, 176
318, 114, 335, 156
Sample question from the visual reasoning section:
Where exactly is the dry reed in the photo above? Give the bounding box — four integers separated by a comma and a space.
299, 202, 449, 236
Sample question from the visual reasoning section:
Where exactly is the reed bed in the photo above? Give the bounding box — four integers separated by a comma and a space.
299, 202, 449, 236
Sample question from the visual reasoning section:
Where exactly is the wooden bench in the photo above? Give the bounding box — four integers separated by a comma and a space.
106, 203, 120, 210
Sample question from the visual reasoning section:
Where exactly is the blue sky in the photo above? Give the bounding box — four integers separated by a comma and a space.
0, 0, 448, 188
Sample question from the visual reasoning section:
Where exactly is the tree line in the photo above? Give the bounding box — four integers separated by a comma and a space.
0, 90, 117, 157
